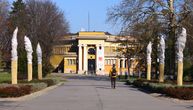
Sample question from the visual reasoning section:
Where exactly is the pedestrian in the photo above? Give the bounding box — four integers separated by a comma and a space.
109, 64, 117, 89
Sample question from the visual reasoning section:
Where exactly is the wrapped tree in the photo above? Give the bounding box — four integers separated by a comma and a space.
24, 36, 33, 81
147, 42, 152, 80
158, 35, 165, 82
11, 27, 18, 84
176, 27, 187, 86
36, 43, 42, 80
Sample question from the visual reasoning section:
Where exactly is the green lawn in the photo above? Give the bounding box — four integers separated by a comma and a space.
0, 72, 11, 83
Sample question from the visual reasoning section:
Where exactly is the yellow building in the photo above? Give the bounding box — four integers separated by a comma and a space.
50, 31, 138, 75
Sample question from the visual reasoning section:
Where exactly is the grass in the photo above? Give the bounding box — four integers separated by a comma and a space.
0, 72, 11, 83
46, 74, 67, 82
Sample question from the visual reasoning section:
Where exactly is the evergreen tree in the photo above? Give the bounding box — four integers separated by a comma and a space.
9, 0, 27, 78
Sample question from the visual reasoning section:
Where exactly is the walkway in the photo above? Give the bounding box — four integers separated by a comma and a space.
0, 74, 193, 110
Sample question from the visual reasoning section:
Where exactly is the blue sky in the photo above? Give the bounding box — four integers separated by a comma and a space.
8, 0, 121, 35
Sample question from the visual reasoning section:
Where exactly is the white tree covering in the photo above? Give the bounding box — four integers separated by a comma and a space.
147, 42, 152, 64
159, 35, 165, 64
176, 27, 187, 62
24, 36, 33, 64
11, 27, 18, 61
36, 43, 42, 64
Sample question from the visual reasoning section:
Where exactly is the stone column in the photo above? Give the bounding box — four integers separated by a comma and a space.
130, 59, 133, 76
96, 44, 105, 75
117, 59, 120, 75
83, 44, 88, 73
101, 45, 105, 71
122, 58, 125, 69
96, 44, 99, 71
78, 45, 82, 74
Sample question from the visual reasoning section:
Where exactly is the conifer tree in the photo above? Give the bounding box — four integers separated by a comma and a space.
9, 0, 27, 77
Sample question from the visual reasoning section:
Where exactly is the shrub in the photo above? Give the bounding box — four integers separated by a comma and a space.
132, 79, 193, 100
125, 77, 137, 85
0, 85, 31, 98
25, 83, 47, 92
19, 78, 59, 87
41, 78, 59, 86
163, 87, 193, 100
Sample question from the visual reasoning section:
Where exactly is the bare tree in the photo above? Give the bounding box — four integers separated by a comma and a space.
107, 0, 192, 76
25, 0, 69, 75
0, 0, 9, 49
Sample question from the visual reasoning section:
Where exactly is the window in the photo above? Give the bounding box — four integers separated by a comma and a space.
72, 59, 76, 65
114, 59, 116, 64
68, 59, 76, 65
69, 59, 72, 65
105, 60, 107, 65
111, 59, 114, 65
107, 60, 110, 65
88, 48, 95, 55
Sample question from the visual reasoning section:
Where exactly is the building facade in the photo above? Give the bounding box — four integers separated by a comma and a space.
50, 31, 138, 75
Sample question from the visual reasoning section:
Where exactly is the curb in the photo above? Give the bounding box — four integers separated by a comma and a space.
0, 82, 64, 102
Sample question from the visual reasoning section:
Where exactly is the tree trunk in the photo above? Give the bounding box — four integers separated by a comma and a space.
168, 0, 176, 76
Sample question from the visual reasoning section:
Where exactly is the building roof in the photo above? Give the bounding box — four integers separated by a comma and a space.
55, 31, 137, 44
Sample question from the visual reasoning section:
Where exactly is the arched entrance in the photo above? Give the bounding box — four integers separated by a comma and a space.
87, 46, 96, 75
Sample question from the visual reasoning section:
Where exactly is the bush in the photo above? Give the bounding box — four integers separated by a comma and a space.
26, 83, 48, 92
26, 78, 59, 87
125, 77, 137, 85
0, 85, 31, 98
164, 87, 193, 100
19, 78, 59, 86
0, 77, 60, 98
132, 79, 193, 100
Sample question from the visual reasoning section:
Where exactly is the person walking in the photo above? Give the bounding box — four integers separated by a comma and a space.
109, 64, 117, 89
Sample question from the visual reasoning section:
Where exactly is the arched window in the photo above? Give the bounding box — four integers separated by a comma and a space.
88, 48, 95, 55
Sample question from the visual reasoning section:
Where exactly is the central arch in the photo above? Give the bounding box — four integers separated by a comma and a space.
87, 46, 96, 75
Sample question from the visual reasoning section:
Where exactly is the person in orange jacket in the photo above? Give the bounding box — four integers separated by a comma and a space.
109, 64, 117, 89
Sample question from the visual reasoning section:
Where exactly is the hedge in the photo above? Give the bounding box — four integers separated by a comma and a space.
0, 78, 60, 98
132, 79, 193, 100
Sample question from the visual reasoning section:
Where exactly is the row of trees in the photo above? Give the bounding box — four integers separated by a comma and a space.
0, 0, 69, 77
108, 0, 193, 80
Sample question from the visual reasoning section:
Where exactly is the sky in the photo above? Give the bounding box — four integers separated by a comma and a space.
8, 0, 121, 35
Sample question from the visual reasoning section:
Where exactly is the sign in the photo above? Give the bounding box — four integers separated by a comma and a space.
97, 46, 104, 70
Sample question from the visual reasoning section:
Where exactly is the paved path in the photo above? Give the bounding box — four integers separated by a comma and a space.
0, 74, 193, 110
